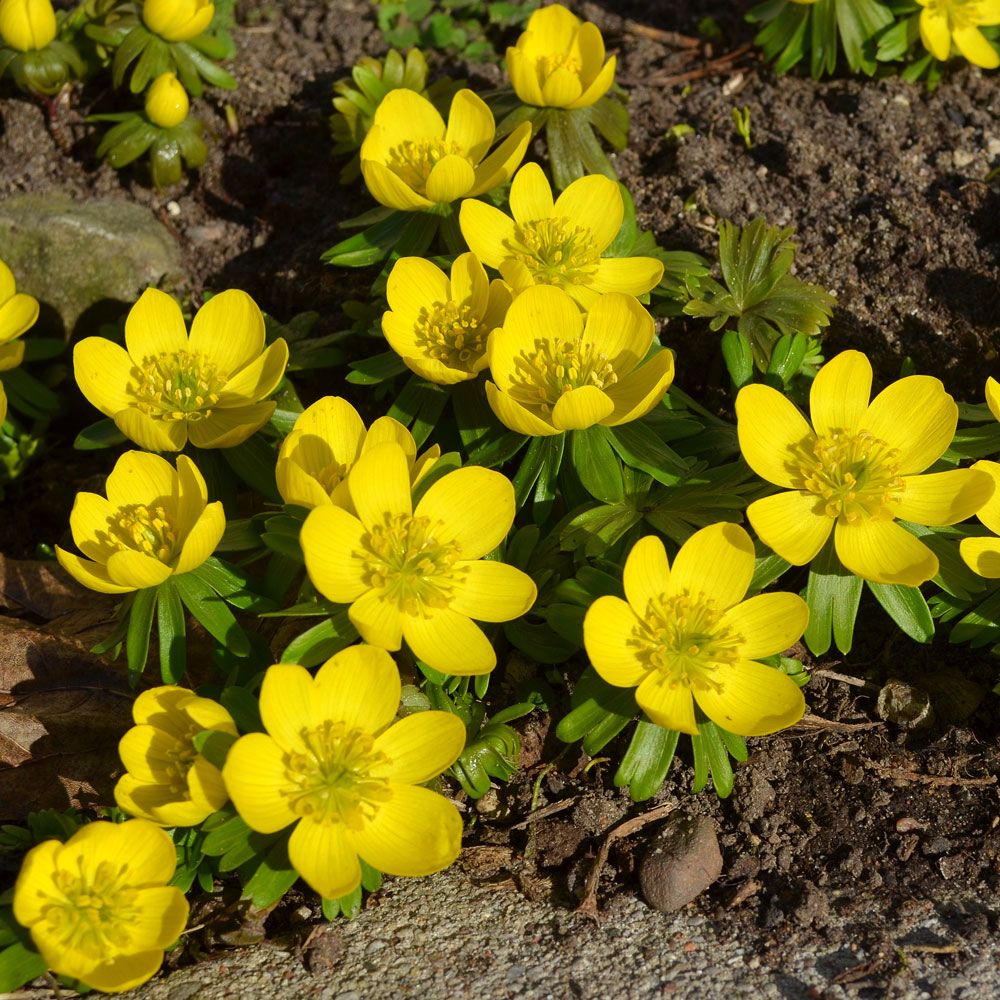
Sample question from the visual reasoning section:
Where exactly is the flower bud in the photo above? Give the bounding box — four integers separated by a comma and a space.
145, 72, 189, 129
142, 0, 214, 43
0, 0, 57, 53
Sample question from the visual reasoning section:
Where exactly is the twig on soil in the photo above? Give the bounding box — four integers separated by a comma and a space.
794, 713, 883, 732
647, 45, 754, 87
624, 21, 702, 49
900, 942, 962, 955
812, 668, 870, 688
875, 767, 996, 788
510, 797, 578, 830
727, 878, 762, 908
576, 802, 676, 919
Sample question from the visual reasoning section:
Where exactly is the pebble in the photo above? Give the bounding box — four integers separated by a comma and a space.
638, 813, 723, 913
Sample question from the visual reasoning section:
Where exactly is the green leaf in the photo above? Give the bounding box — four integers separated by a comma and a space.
281, 610, 358, 667
570, 426, 624, 503
346, 351, 408, 386
73, 418, 126, 450
220, 686, 263, 733
614, 721, 679, 801
803, 536, 863, 656
321, 210, 413, 267
157, 578, 187, 684
223, 435, 279, 503
606, 416, 690, 486
201, 813, 252, 857
690, 719, 735, 797
555, 667, 636, 752
192, 729, 238, 770
867, 581, 934, 644
244, 836, 298, 908
174, 572, 251, 657
0, 941, 47, 993
127, 586, 158, 684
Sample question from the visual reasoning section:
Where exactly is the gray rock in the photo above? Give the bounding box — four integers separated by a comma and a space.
0, 194, 182, 337
638, 813, 723, 913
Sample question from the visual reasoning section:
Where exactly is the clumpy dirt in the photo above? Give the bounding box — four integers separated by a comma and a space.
2, 1, 1000, 996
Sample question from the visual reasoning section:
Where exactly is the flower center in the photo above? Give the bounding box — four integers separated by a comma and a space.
41, 860, 139, 962
537, 52, 582, 78
131, 350, 226, 422
508, 336, 618, 412
282, 721, 391, 827
357, 512, 464, 614
107, 504, 177, 561
385, 138, 470, 196
630, 591, 744, 692
506, 217, 601, 287
414, 300, 488, 372
796, 430, 904, 523
315, 459, 350, 497
924, 0, 989, 30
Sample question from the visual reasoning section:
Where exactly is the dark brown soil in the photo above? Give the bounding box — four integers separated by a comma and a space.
2, 1, 999, 995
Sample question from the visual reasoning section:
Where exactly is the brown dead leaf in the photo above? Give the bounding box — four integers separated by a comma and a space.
0, 555, 115, 621
0, 621, 132, 821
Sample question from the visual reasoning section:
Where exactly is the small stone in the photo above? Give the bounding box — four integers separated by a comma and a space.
877, 678, 934, 730
639, 813, 723, 913
166, 200, 182, 216
953, 149, 977, 170
303, 928, 347, 975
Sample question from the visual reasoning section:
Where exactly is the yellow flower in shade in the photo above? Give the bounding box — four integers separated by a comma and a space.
276, 395, 440, 511
382, 252, 512, 384
74, 288, 289, 452
0, 382, 6, 425
506, 3, 615, 109
13, 820, 188, 993
584, 524, 808, 736
460, 164, 664, 310
485, 285, 674, 437
360, 88, 532, 212
300, 442, 536, 676
222, 645, 466, 900
737, 350, 994, 586
916, 0, 1000, 68
959, 460, 1000, 576
115, 686, 237, 826
56, 450, 225, 594
142, 0, 214, 42
0, 0, 57, 52
0, 257, 39, 371
145, 72, 188, 129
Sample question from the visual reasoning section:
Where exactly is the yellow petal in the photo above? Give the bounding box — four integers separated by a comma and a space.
509, 162, 554, 223
105, 449, 176, 508
541, 65, 583, 106
458, 198, 517, 268
173, 502, 225, 575
735, 383, 813, 488
666, 522, 755, 609
121, 885, 189, 951
114, 408, 188, 452
186, 401, 275, 448
583, 595, 647, 687
809, 349, 872, 436
551, 385, 614, 430
118, 725, 176, 782
448, 559, 537, 621
573, 21, 607, 84
73, 337, 137, 417
861, 375, 957, 475
259, 662, 314, 751
13, 839, 62, 927
348, 589, 404, 650
69, 491, 118, 562
444, 89, 495, 162
834, 518, 938, 586
75, 818, 177, 884
523, 3, 581, 52
570, 54, 616, 109
553, 174, 622, 250
374, 88, 446, 142
0, 339, 24, 372
960, 537, 1000, 578
953, 25, 999, 68
402, 606, 497, 675
425, 153, 476, 204
603, 350, 675, 426
891, 469, 994, 527
279, 396, 366, 483
0, 292, 39, 340
56, 547, 134, 594
580, 292, 654, 368
591, 256, 664, 296
622, 535, 671, 616
106, 549, 172, 589
125, 288, 188, 360
972, 460, 1000, 535
175, 453, 209, 539
289, 817, 361, 900
386, 256, 450, 318
300, 504, 368, 603
350, 784, 462, 877
694, 659, 805, 737
188, 289, 266, 376
277, 458, 332, 509
80, 951, 164, 993
222, 732, 298, 832
187, 756, 229, 813
448, 251, 490, 316
747, 490, 834, 565
347, 441, 413, 528
920, 7, 952, 59
986, 376, 1000, 424
313, 644, 402, 734
414, 465, 515, 558
482, 278, 514, 331
219, 339, 288, 404
363, 416, 419, 462
635, 673, 697, 734
506, 46, 544, 106
485, 381, 559, 435
361, 156, 434, 211
467, 122, 532, 198
0, 260, 14, 303
720, 593, 809, 659
372, 712, 466, 784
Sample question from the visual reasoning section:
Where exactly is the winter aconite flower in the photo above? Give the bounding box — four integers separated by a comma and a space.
223, 645, 466, 900
584, 524, 808, 736
382, 252, 512, 384
0, 0, 56, 52
142, 0, 214, 42
360, 88, 531, 212
115, 686, 237, 826
460, 164, 663, 310
13, 820, 188, 992
74, 288, 288, 452
485, 285, 674, 436
737, 350, 994, 586
301, 442, 536, 675
56, 450, 225, 594
0, 257, 39, 371
506, 3, 616, 109
276, 395, 440, 511
916, 0, 1000, 69
145, 71, 189, 128
959, 454, 1000, 575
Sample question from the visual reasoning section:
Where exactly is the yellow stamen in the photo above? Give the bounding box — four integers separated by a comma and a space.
107, 504, 177, 562
131, 350, 226, 422
414, 300, 487, 371
506, 217, 601, 287
509, 336, 617, 413
385, 138, 470, 196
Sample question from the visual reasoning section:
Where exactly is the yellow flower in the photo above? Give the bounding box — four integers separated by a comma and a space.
0, 257, 39, 371
460, 164, 664, 310
360, 88, 532, 212
485, 285, 674, 436
222, 645, 466, 900
0, 382, 6, 426
145, 72, 189, 129
56, 450, 225, 594
0, 0, 56, 52
300, 442, 536, 676
142, 0, 214, 42
584, 524, 808, 736
13, 819, 188, 993
74, 288, 288, 452
916, 0, 1000, 68
506, 3, 615, 109
276, 395, 440, 510
115, 686, 237, 826
959, 459, 1000, 576
382, 253, 512, 384
737, 350, 994, 586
